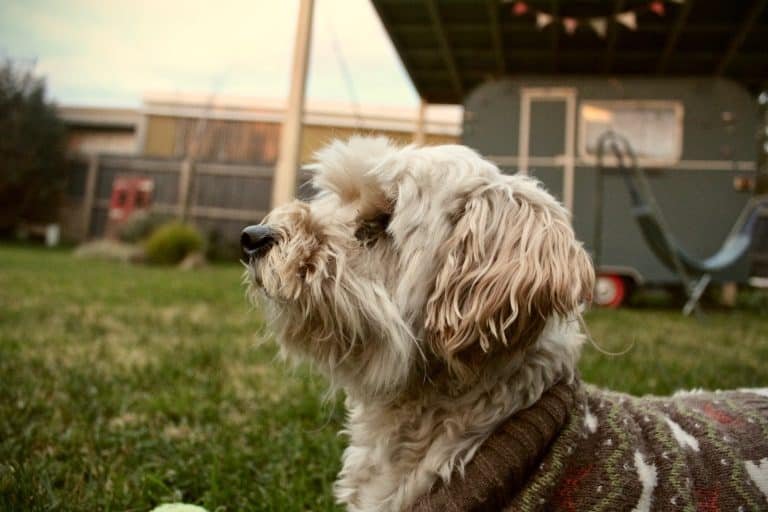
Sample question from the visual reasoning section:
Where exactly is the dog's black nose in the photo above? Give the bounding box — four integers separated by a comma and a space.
241, 225, 276, 258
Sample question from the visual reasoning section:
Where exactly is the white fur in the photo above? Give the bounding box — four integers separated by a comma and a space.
584, 403, 598, 434
631, 451, 658, 512
335, 318, 583, 510
740, 388, 768, 398
664, 416, 700, 452
245, 137, 594, 511
672, 388, 708, 397
745, 458, 768, 502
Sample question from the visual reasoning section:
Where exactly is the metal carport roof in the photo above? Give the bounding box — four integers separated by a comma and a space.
371, 0, 768, 104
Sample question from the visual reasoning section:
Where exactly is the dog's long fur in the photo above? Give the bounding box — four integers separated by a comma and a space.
245, 137, 594, 511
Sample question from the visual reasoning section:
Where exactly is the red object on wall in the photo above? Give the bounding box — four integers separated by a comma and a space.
107, 177, 155, 233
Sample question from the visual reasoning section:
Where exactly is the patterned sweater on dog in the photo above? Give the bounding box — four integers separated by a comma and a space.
409, 381, 768, 511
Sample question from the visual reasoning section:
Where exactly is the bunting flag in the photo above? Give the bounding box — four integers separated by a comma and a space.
563, 17, 579, 35
512, 1, 529, 16
504, 0, 680, 39
589, 18, 608, 38
615, 11, 638, 30
536, 11, 554, 29
649, 1, 666, 16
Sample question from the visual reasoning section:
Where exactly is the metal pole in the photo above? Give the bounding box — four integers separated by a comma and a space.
592, 153, 604, 272
756, 91, 768, 195
563, 91, 576, 213
272, 0, 314, 207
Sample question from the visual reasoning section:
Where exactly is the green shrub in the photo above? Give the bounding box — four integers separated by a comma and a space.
117, 211, 165, 244
144, 222, 204, 265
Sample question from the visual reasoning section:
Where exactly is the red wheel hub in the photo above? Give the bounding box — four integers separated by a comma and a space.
595, 275, 627, 308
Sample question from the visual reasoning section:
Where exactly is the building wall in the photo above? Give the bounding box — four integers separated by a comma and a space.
143, 115, 281, 163
66, 128, 137, 155
142, 115, 459, 164
299, 124, 457, 162
143, 115, 177, 157
59, 103, 461, 245
60, 106, 141, 157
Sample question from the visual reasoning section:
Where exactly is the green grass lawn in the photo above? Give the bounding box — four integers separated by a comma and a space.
2, 245, 768, 511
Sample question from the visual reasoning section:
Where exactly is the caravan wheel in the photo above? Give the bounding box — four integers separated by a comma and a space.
595, 275, 627, 308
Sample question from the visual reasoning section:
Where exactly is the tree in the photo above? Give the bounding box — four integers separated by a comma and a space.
0, 61, 67, 236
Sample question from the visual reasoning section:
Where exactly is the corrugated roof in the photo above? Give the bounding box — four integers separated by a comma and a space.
371, 0, 768, 104
58, 106, 140, 130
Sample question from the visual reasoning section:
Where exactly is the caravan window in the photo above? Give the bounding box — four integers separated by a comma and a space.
579, 101, 683, 166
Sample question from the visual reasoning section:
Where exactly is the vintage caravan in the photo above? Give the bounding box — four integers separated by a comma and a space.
372, 0, 768, 306
463, 77, 765, 306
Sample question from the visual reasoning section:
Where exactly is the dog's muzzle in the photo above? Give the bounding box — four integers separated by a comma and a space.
241, 224, 277, 259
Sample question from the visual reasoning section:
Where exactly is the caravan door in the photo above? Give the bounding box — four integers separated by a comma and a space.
517, 87, 577, 213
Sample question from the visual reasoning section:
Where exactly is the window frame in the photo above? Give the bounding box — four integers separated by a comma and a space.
578, 100, 684, 167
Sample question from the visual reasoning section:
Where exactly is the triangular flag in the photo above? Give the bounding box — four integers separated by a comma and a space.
589, 17, 607, 38
563, 17, 578, 35
615, 11, 637, 30
649, 1, 665, 16
512, 1, 528, 16
536, 12, 554, 29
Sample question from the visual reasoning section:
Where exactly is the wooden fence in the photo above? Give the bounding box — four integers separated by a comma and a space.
64, 155, 310, 245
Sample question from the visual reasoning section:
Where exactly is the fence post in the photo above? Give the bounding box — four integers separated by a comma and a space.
81, 154, 99, 240
178, 158, 194, 222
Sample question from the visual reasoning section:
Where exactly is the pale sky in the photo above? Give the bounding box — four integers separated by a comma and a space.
0, 0, 423, 109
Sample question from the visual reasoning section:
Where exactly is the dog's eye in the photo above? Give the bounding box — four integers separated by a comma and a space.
354, 214, 391, 246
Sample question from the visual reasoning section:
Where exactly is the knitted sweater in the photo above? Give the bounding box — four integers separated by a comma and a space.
408, 381, 768, 511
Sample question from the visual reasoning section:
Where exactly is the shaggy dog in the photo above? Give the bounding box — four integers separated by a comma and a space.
242, 137, 768, 511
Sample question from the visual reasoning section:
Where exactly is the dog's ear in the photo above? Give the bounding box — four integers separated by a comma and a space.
424, 179, 594, 379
